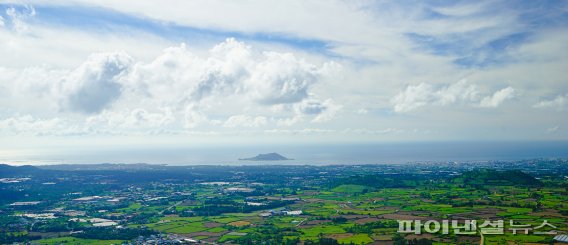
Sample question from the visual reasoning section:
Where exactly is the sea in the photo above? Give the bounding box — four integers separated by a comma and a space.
2, 141, 568, 166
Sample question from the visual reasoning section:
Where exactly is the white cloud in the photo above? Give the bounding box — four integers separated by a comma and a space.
0, 38, 339, 135
437, 80, 479, 105
275, 116, 303, 127
392, 80, 479, 113
125, 38, 334, 108
192, 39, 252, 100
478, 87, 515, 108
49, 0, 520, 65
246, 52, 320, 104
547, 126, 559, 134
0, 115, 58, 134
5, 5, 36, 34
392, 80, 515, 112
266, 98, 343, 125
392, 83, 435, 113
58, 52, 133, 114
123, 38, 339, 127
183, 104, 210, 129
128, 108, 174, 127
533, 94, 567, 110
0, 115, 86, 136
343, 128, 404, 135
0, 19, 170, 68
223, 115, 268, 128
86, 108, 175, 130
311, 100, 342, 123
295, 98, 328, 115
263, 128, 335, 135
356, 108, 368, 114
0, 66, 67, 115
58, 0, 382, 47
0, 1, 567, 143
431, 2, 489, 17
0, 108, 179, 136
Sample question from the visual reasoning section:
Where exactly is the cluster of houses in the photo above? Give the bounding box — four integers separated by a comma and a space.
10, 201, 41, 206
69, 217, 119, 227
0, 177, 31, 183
259, 209, 303, 217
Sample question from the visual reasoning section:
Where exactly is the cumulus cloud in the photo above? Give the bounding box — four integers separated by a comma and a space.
392, 80, 516, 112
0, 66, 67, 114
183, 104, 210, 129
1, 2, 567, 144
478, 87, 515, 108
128, 108, 174, 127
125, 38, 334, 108
192, 39, 252, 100
392, 83, 436, 113
126, 39, 253, 106
268, 98, 342, 125
1, 37, 335, 122
392, 80, 479, 113
533, 94, 567, 110
0, 38, 340, 135
437, 80, 479, 105
86, 107, 175, 131
310, 100, 342, 123
247, 52, 320, 104
295, 98, 328, 115
125, 38, 339, 127
59, 52, 133, 114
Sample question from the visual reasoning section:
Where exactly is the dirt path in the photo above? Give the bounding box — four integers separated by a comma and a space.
296, 218, 307, 227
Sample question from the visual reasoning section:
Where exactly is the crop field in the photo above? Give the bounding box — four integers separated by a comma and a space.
33, 237, 126, 245
1, 162, 567, 244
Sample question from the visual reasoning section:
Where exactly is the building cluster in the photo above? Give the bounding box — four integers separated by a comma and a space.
259, 209, 303, 217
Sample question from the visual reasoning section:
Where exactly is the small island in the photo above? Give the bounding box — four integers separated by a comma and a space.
239, 153, 292, 161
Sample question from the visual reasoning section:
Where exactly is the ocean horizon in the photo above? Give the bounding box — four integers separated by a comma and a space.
2, 141, 568, 166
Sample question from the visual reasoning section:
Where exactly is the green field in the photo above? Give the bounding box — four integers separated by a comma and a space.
33, 237, 126, 245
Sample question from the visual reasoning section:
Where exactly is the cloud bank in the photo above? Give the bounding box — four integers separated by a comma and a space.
391, 80, 515, 113
0, 1, 567, 142
0, 38, 340, 136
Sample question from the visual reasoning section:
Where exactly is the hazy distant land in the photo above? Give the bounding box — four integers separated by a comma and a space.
238, 153, 292, 161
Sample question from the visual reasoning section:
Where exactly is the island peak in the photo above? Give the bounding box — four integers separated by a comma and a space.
239, 153, 292, 161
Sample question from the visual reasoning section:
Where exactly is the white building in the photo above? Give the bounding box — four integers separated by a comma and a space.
284, 210, 303, 216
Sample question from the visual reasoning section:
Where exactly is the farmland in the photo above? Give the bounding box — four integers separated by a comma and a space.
0, 159, 567, 244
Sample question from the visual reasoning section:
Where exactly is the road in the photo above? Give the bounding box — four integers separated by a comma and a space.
160, 201, 183, 215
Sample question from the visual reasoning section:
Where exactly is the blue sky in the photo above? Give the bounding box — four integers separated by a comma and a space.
0, 0, 567, 164
5, 0, 562, 67
8, 4, 331, 53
